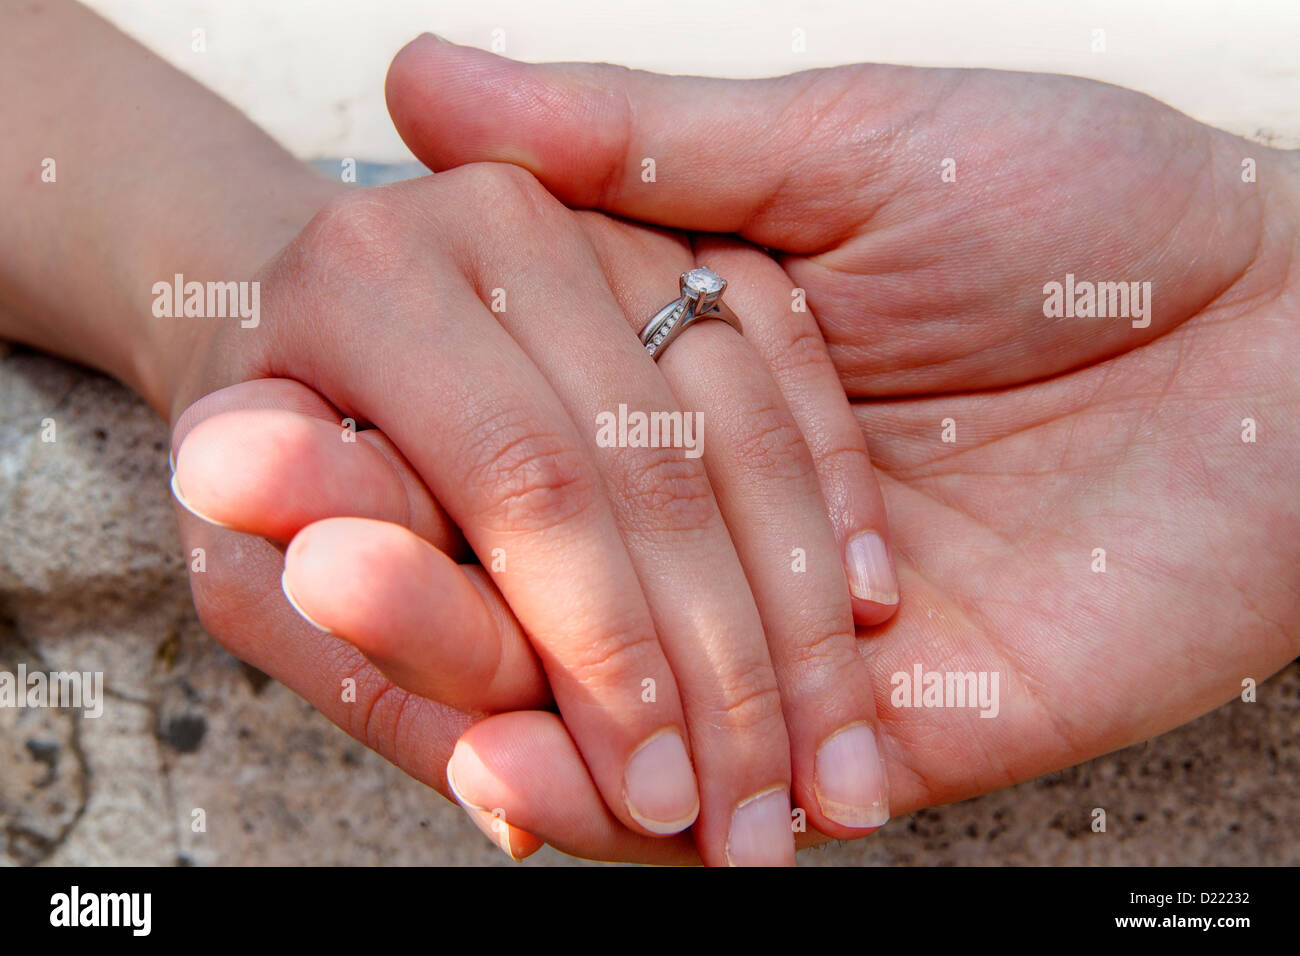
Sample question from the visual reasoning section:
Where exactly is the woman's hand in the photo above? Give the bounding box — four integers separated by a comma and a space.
168, 163, 902, 865
0, 2, 899, 865
377, 37, 1300, 853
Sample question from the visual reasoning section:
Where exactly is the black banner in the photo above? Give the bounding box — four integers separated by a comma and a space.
0, 866, 1277, 942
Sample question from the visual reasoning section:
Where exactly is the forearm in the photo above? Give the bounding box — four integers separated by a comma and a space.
0, 0, 342, 415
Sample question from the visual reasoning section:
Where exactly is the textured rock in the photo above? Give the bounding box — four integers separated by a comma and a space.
1, 347, 1296, 866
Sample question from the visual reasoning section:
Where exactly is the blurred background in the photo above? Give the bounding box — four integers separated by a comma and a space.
1, 0, 1296, 865
88, 0, 1300, 159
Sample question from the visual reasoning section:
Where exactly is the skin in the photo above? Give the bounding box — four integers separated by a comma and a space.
344, 39, 1299, 861
4, 7, 1295, 864
1, 4, 901, 866
168, 173, 903, 865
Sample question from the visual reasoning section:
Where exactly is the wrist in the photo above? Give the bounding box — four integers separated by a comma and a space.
0, 0, 349, 421
126, 166, 346, 419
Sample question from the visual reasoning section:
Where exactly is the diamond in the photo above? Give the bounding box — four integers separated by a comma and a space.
683, 267, 724, 296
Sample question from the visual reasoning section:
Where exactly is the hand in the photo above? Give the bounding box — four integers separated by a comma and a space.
1, 3, 901, 865
379, 37, 1300, 848
167, 161, 902, 865
0, 3, 905, 865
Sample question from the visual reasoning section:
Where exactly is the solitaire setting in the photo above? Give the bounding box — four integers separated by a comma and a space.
641, 267, 743, 360
683, 267, 725, 296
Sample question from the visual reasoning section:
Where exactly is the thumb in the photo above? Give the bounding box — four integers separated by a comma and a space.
385, 33, 887, 250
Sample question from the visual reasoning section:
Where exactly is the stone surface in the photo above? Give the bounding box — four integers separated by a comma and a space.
1, 347, 1296, 866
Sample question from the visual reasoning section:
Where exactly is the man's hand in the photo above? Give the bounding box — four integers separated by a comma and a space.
383, 35, 1300, 839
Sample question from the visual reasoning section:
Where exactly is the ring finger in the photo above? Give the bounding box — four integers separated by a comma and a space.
583, 215, 892, 838
447, 174, 798, 866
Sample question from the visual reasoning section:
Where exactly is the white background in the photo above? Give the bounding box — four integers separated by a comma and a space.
85, 0, 1300, 162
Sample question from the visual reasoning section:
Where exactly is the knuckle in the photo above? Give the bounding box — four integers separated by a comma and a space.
454, 162, 560, 222
463, 416, 597, 533
355, 680, 419, 763
562, 618, 663, 687
290, 191, 411, 288
436, 164, 580, 285
323, 640, 423, 766
769, 322, 837, 380
612, 448, 718, 535
780, 614, 856, 674
815, 441, 873, 477
705, 661, 786, 736
732, 403, 816, 484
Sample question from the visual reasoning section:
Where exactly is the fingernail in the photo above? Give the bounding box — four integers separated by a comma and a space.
280, 570, 335, 634
447, 757, 523, 862
169, 471, 236, 530
845, 531, 899, 605
815, 722, 890, 829
726, 787, 795, 867
623, 729, 699, 834
168, 445, 176, 474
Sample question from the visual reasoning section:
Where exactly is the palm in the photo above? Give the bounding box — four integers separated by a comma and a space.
753, 69, 1300, 812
